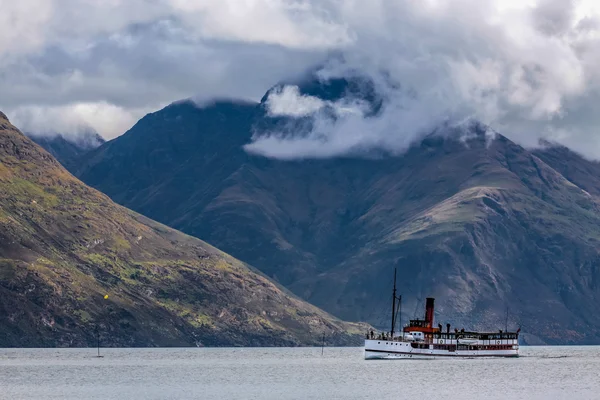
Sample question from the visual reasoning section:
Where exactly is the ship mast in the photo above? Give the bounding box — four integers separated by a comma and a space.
391, 268, 397, 338
397, 294, 402, 337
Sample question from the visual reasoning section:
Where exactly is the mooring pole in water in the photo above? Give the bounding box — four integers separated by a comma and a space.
95, 323, 101, 357
321, 333, 325, 356
95, 294, 109, 358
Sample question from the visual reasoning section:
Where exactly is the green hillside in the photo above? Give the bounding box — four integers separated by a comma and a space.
0, 111, 365, 347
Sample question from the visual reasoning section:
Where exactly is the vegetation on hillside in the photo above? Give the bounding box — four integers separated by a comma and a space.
0, 112, 365, 347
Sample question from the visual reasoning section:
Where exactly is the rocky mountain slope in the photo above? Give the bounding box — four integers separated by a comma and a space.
533, 142, 600, 197
72, 80, 600, 345
0, 110, 364, 347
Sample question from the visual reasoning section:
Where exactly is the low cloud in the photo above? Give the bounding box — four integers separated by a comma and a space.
246, 76, 460, 159
264, 85, 369, 118
10, 102, 144, 140
265, 86, 327, 117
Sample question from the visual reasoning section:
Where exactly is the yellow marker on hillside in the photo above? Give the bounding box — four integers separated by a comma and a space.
104, 294, 109, 300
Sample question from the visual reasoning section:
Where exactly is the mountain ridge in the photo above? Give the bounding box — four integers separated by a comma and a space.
27, 130, 105, 171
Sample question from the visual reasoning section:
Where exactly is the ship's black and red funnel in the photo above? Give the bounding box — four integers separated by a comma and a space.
425, 297, 435, 328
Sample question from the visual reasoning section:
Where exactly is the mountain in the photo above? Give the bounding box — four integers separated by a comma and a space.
0, 110, 365, 347
27, 130, 105, 172
74, 80, 600, 345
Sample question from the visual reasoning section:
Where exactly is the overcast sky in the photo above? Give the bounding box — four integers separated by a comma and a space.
2, 0, 600, 159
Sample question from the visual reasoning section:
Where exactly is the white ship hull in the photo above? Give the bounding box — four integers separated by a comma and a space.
364, 339, 519, 360
363, 278, 520, 361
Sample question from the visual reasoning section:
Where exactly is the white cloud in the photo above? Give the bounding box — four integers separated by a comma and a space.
0, 0, 335, 138
10, 102, 147, 140
265, 86, 326, 117
3, 0, 600, 159
170, 0, 350, 49
246, 0, 600, 159
0, 0, 53, 59
264, 85, 368, 118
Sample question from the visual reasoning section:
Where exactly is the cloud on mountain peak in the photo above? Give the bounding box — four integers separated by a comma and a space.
3, 0, 600, 158
247, 0, 600, 159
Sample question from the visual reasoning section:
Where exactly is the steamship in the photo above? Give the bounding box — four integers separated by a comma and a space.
364, 271, 520, 359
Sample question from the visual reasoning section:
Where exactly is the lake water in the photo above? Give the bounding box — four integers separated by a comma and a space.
1, 346, 598, 399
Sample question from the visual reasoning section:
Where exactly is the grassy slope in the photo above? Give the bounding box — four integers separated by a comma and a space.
0, 112, 365, 347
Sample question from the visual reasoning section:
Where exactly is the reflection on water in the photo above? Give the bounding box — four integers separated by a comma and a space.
0, 346, 598, 400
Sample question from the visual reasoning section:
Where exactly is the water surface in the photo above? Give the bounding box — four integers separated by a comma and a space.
1, 346, 598, 399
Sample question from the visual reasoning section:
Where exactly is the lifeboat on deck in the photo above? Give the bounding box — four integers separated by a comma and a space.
457, 336, 478, 345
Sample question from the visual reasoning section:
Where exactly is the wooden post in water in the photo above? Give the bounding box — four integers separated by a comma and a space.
95, 294, 109, 358
95, 323, 102, 358
321, 333, 325, 356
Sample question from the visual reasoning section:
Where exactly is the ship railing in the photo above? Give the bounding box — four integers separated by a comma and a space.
432, 332, 519, 340
366, 331, 416, 341
366, 336, 414, 343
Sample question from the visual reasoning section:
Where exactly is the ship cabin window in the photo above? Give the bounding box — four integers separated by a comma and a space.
433, 344, 456, 351
481, 333, 518, 340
